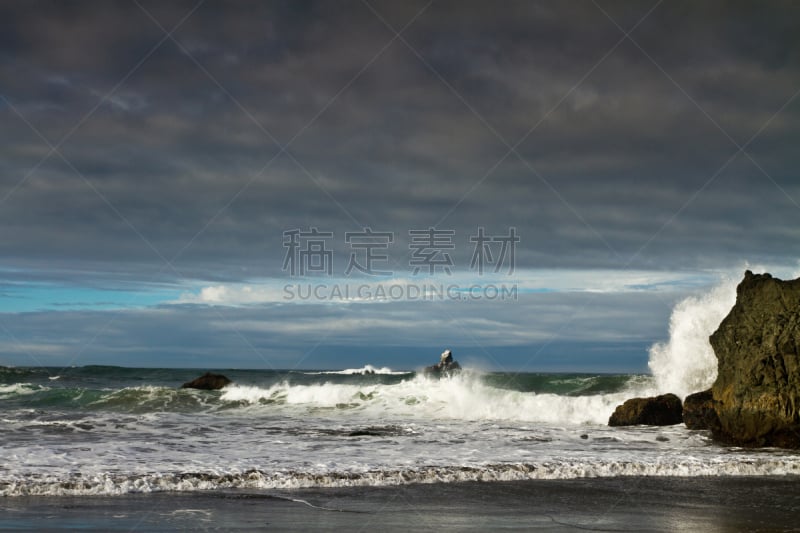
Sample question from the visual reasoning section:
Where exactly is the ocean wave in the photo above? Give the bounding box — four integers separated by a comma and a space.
86, 385, 219, 412
0, 382, 48, 398
648, 278, 737, 399
304, 365, 411, 376
1, 384, 219, 413
4, 459, 800, 497
219, 372, 654, 424
0, 370, 654, 424
0, 366, 51, 380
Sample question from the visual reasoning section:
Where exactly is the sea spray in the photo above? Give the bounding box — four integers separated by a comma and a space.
220, 371, 647, 425
308, 365, 409, 375
648, 278, 737, 399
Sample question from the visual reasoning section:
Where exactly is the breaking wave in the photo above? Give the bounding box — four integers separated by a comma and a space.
4, 458, 800, 497
219, 371, 650, 425
648, 278, 737, 399
306, 365, 411, 376
0, 366, 650, 425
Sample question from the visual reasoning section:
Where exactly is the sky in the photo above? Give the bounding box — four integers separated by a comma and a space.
1, 0, 799, 371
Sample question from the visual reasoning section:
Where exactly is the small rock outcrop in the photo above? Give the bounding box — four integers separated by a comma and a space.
181, 372, 231, 390
608, 393, 683, 426
710, 271, 800, 447
424, 349, 462, 377
682, 389, 720, 430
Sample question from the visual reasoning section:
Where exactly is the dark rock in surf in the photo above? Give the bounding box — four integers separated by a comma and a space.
608, 394, 683, 426
424, 349, 462, 377
709, 271, 800, 448
682, 389, 720, 431
181, 372, 231, 390
423, 360, 461, 377
347, 426, 402, 437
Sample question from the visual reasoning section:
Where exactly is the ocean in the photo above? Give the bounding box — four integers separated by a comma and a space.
3, 364, 800, 501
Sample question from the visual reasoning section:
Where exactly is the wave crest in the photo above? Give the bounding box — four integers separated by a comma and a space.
5, 458, 800, 497
648, 279, 737, 399
307, 365, 410, 376
220, 372, 649, 424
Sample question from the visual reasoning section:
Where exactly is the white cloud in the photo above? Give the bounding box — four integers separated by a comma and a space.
172, 269, 720, 307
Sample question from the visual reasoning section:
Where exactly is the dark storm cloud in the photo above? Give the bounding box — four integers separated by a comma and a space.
1, 0, 798, 283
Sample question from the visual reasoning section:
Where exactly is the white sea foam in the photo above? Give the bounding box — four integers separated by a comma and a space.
307, 365, 410, 375
3, 457, 800, 497
645, 266, 800, 399
647, 278, 737, 399
220, 372, 650, 425
0, 383, 47, 397
5, 373, 800, 499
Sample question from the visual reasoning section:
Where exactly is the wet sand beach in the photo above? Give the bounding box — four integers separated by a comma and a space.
3, 476, 799, 531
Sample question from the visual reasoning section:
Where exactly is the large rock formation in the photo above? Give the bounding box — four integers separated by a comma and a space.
710, 271, 800, 447
682, 389, 720, 431
608, 393, 683, 426
181, 372, 231, 390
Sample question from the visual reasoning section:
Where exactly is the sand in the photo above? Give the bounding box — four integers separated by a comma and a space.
3, 476, 799, 531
